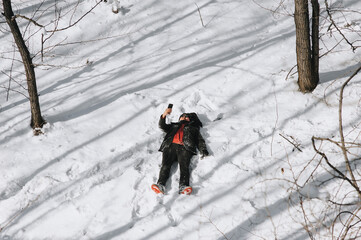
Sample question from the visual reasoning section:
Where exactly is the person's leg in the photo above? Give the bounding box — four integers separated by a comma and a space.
176, 145, 193, 188
157, 144, 177, 186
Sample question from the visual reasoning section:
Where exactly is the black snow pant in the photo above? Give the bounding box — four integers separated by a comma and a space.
157, 143, 194, 188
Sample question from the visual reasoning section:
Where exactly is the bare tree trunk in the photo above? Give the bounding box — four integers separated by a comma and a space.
311, 0, 320, 84
294, 0, 319, 93
2, 0, 46, 131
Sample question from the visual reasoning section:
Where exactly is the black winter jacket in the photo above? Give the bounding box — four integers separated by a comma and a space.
158, 115, 208, 155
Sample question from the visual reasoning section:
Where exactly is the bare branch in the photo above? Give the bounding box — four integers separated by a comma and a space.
312, 136, 361, 152
0, 195, 39, 232
338, 65, 361, 196
311, 137, 361, 197
69, 0, 81, 25
1, 70, 28, 92
299, 197, 315, 240
328, 199, 359, 206
285, 64, 297, 81
279, 133, 303, 152
0, 85, 29, 99
48, 0, 102, 33
195, 3, 205, 28
13, 14, 44, 28
6, 43, 16, 101
33, 63, 88, 70
252, 0, 293, 17
324, 0, 357, 52
199, 206, 233, 240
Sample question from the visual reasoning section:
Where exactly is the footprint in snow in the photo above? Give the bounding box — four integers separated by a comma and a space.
134, 158, 144, 173
167, 212, 178, 227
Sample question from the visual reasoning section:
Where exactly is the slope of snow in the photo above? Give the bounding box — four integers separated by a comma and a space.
1, 0, 361, 239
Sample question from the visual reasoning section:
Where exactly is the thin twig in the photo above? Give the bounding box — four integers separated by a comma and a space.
328, 199, 359, 206
279, 133, 303, 152
70, 0, 81, 25
0, 195, 40, 232
45, 32, 134, 47
195, 3, 205, 28
251, 0, 293, 17
285, 64, 297, 81
13, 14, 44, 27
1, 70, 28, 92
0, 86, 29, 99
311, 137, 361, 197
6, 43, 16, 101
200, 207, 230, 240
340, 207, 361, 240
299, 196, 315, 240
324, 0, 357, 51
313, 136, 361, 151
338, 65, 361, 198
271, 86, 279, 156
49, 0, 102, 32
23, 0, 45, 38
33, 63, 88, 69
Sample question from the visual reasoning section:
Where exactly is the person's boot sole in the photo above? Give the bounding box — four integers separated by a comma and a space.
180, 186, 192, 195
151, 184, 164, 194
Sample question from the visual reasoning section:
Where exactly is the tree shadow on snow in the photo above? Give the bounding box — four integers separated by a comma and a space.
217, 157, 361, 240
319, 62, 361, 84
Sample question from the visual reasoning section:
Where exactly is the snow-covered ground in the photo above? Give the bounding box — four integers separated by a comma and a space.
1, 0, 361, 239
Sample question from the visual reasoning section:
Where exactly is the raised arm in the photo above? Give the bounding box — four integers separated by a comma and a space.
158, 107, 172, 132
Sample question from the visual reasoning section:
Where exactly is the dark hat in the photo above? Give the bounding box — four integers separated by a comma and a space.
179, 113, 187, 119
179, 112, 203, 128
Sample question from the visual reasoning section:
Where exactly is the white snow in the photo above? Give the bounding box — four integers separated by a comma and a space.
1, 0, 361, 239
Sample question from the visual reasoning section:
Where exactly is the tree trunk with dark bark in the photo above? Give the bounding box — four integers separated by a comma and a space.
2, 0, 46, 132
311, 0, 320, 84
294, 0, 319, 93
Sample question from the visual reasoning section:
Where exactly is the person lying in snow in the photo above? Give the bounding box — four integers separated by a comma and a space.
151, 106, 209, 195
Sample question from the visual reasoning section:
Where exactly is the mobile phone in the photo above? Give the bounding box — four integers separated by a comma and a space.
168, 104, 173, 109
